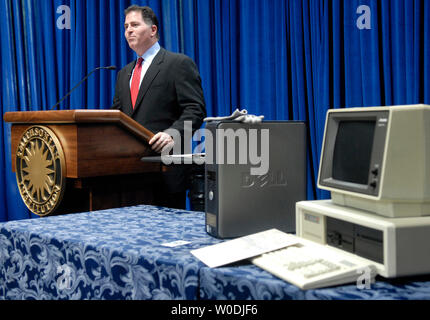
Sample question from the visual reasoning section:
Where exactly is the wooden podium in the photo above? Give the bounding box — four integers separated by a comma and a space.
4, 109, 164, 216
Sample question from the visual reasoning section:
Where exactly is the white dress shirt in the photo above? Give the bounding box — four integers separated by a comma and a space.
129, 42, 161, 88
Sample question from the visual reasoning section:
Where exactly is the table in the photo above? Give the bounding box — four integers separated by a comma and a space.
0, 205, 220, 299
1, 205, 430, 300
199, 265, 430, 300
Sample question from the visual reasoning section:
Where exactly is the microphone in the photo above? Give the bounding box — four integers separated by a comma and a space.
50, 65, 117, 110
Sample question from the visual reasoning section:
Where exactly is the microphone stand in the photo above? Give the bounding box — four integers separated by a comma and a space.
50, 66, 116, 110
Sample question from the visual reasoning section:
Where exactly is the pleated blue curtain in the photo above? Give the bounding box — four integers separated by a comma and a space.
1, 0, 429, 221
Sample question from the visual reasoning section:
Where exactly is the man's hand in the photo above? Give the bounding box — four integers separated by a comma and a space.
149, 132, 174, 153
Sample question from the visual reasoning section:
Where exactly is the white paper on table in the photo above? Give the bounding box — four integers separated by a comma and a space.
190, 229, 298, 268
161, 240, 191, 247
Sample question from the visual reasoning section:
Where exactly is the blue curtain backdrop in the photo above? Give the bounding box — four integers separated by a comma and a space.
0, 0, 429, 221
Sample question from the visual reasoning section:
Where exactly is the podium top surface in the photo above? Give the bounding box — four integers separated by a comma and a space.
3, 109, 154, 142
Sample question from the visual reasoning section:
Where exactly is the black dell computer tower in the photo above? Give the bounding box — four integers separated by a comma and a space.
204, 121, 306, 239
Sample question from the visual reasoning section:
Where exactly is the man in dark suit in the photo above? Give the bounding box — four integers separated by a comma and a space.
111, 5, 206, 209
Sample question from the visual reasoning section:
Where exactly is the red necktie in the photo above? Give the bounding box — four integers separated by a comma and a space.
130, 57, 143, 109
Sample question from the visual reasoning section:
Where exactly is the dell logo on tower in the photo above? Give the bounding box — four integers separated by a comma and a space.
241, 170, 287, 188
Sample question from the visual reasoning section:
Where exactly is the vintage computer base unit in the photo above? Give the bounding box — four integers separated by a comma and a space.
296, 200, 430, 278
205, 121, 306, 239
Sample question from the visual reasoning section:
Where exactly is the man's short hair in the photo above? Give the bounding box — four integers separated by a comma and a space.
124, 5, 160, 39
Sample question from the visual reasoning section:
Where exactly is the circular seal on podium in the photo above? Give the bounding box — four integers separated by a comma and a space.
15, 126, 66, 216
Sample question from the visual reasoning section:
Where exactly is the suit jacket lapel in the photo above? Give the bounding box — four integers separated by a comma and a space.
131, 48, 166, 116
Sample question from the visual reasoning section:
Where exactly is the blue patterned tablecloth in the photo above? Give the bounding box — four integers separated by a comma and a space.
0, 205, 220, 300
199, 265, 430, 300
1, 205, 430, 300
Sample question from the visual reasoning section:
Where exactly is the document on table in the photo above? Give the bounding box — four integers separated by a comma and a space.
191, 229, 298, 268
161, 240, 191, 247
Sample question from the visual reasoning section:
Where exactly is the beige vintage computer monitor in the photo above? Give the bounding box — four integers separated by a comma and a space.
317, 104, 430, 218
